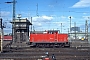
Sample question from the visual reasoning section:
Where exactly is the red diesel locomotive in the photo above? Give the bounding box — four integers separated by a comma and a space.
30, 30, 70, 47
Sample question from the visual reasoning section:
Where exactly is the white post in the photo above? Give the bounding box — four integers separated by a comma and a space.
0, 18, 3, 53
0, 27, 3, 53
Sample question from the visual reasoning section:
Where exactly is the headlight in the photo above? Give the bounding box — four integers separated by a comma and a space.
81, 38, 84, 40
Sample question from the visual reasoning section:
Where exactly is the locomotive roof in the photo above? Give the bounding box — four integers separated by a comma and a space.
47, 30, 59, 32
30, 30, 60, 34
30, 31, 45, 34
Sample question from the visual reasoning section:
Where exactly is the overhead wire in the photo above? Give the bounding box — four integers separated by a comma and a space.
1, 1, 90, 32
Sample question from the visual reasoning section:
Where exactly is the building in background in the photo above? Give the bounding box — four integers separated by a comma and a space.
70, 27, 80, 32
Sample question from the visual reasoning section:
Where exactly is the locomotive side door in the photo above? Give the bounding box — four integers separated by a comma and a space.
54, 32, 58, 42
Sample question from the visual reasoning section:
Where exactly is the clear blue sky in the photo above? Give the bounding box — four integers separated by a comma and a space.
0, 0, 90, 34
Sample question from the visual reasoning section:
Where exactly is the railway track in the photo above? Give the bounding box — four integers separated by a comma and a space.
0, 56, 90, 60
0, 47, 90, 60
